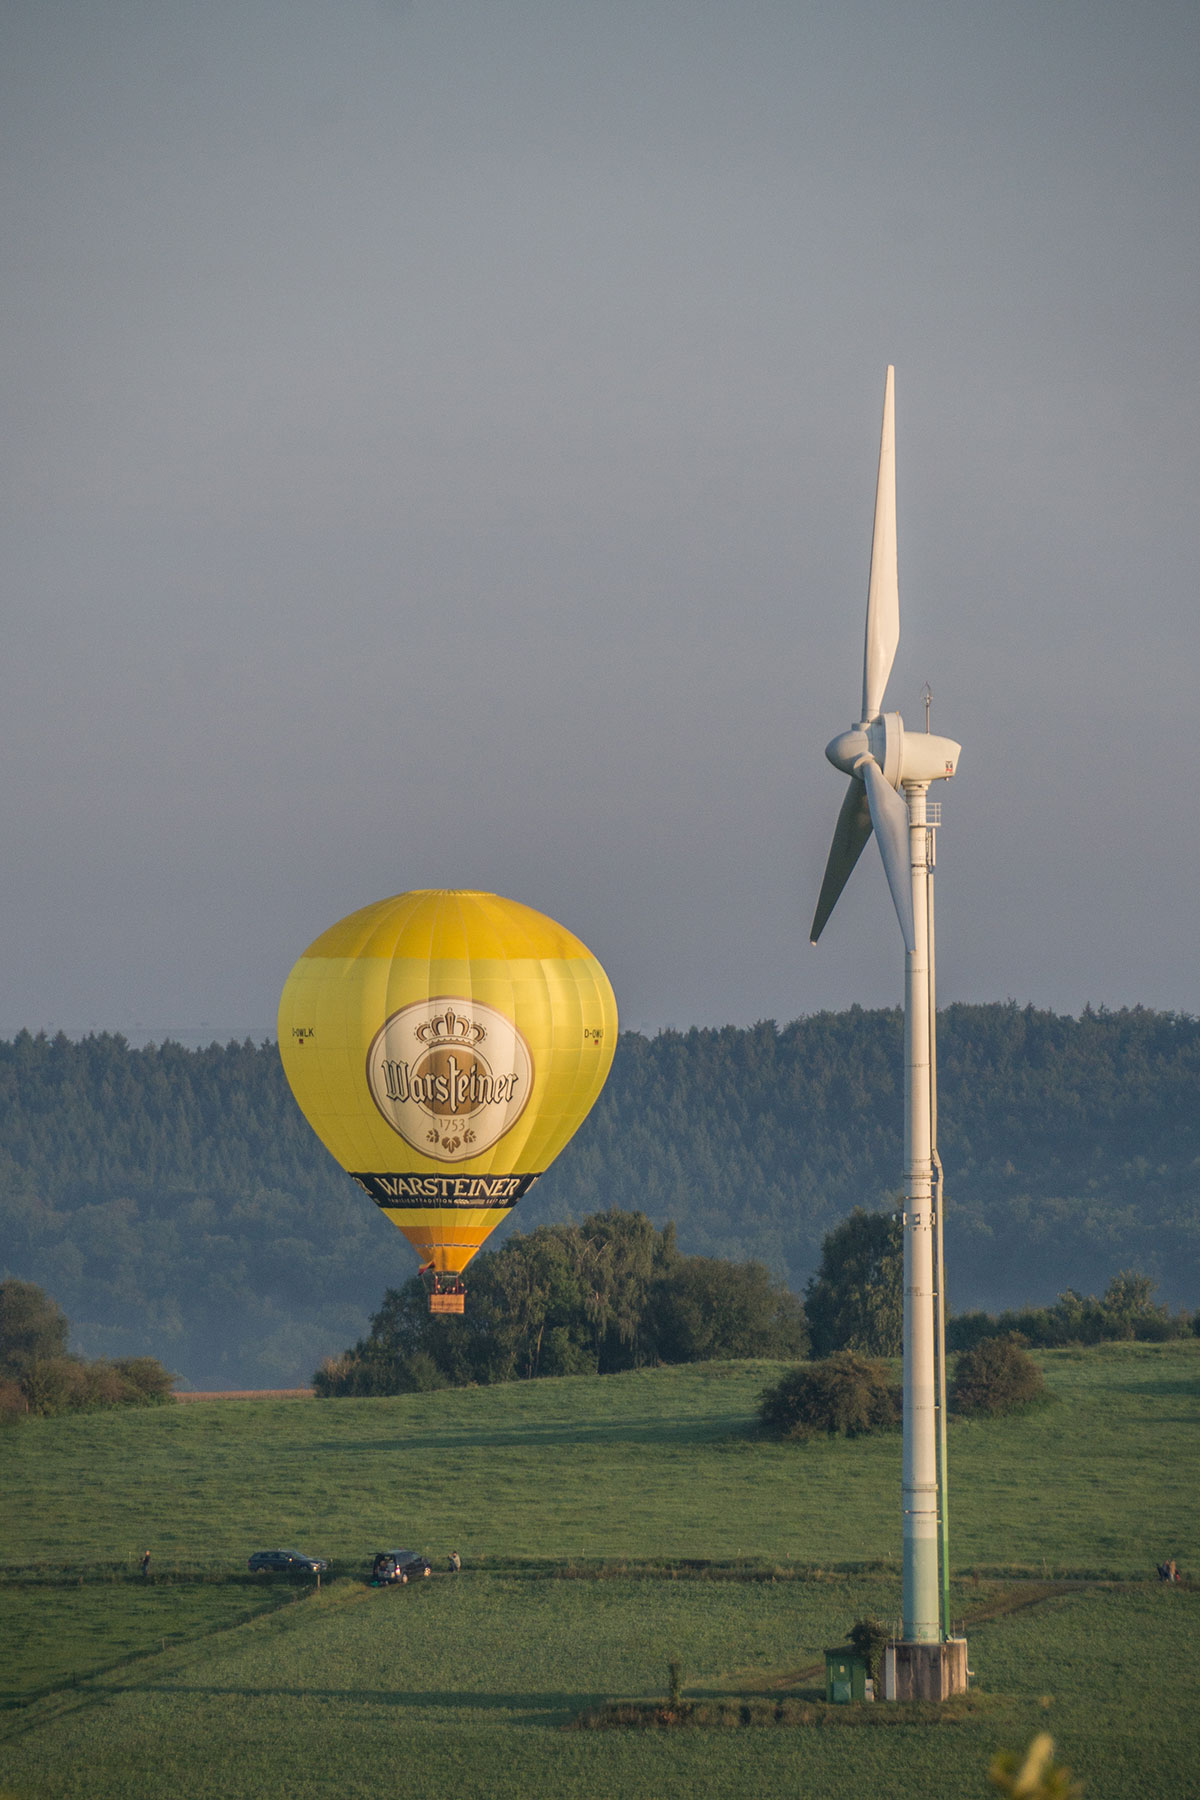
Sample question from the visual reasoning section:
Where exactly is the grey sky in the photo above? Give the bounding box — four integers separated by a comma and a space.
2, 0, 1197, 1042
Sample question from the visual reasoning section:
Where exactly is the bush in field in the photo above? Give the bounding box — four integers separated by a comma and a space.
0, 1377, 26, 1423
758, 1351, 899, 1441
950, 1334, 1044, 1417
0, 1281, 175, 1417
848, 1615, 890, 1680
17, 1352, 176, 1417
314, 1345, 448, 1397
108, 1356, 176, 1404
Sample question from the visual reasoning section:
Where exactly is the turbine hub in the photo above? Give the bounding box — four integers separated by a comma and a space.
824, 726, 869, 774
825, 713, 905, 787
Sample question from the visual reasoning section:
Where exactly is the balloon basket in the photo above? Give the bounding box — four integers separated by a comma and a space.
429, 1291, 465, 1315
426, 1273, 466, 1315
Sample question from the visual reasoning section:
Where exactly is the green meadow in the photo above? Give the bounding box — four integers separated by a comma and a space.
2, 1342, 1198, 1799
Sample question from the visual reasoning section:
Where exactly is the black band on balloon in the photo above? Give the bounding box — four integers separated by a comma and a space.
350, 1171, 540, 1208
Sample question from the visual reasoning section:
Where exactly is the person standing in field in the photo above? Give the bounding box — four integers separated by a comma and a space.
140, 1551, 151, 1578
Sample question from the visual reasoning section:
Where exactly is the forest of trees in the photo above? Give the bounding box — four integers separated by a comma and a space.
0, 1002, 1198, 1388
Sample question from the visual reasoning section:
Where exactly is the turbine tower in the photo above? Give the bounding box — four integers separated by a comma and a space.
810, 367, 968, 1701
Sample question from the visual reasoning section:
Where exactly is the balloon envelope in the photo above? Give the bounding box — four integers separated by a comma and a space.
278, 890, 618, 1294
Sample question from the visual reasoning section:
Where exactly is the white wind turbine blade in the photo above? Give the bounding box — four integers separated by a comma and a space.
861, 366, 899, 722
810, 776, 873, 944
859, 757, 915, 952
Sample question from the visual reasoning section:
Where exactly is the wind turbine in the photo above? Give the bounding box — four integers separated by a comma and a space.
810, 367, 967, 1700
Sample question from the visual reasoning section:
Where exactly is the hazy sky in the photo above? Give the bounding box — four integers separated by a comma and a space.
3, 0, 1197, 1042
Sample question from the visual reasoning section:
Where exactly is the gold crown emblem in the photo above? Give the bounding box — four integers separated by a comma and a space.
414, 1008, 487, 1049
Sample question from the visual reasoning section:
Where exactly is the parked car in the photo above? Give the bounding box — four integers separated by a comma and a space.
371, 1549, 432, 1584
247, 1549, 327, 1574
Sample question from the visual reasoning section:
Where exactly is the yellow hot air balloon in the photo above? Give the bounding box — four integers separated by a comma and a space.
278, 890, 617, 1313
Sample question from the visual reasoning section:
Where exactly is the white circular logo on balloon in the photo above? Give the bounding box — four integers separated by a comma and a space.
365, 998, 533, 1162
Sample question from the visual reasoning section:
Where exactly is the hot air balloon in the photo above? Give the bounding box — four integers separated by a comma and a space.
278, 890, 618, 1313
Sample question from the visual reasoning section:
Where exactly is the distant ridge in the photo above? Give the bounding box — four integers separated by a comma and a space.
32, 1025, 277, 1050
0, 1004, 1197, 1387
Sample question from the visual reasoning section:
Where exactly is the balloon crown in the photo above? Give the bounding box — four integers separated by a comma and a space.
415, 1008, 487, 1049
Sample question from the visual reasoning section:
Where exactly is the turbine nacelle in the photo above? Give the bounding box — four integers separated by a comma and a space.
825, 715, 961, 789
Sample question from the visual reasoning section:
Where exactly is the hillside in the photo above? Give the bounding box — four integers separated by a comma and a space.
4, 1344, 1199, 1800
1, 1004, 1198, 1386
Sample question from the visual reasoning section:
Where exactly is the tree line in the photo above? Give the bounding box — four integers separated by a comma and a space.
797, 1209, 1197, 1356
1, 1003, 1199, 1386
317, 1204, 1194, 1398
316, 1211, 807, 1394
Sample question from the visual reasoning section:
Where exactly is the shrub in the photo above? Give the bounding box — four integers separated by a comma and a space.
19, 1356, 88, 1416
0, 1284, 175, 1414
848, 1614, 890, 1680
77, 1361, 129, 1407
313, 1353, 354, 1397
950, 1334, 1044, 1417
1131, 1311, 1177, 1342
110, 1357, 176, 1404
0, 1377, 27, 1423
15, 1351, 176, 1416
948, 1271, 1182, 1352
758, 1351, 899, 1441
314, 1342, 454, 1397
946, 1311, 1005, 1353
1037, 1293, 1106, 1345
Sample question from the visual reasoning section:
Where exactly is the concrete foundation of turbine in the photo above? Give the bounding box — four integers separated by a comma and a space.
883, 1638, 969, 1702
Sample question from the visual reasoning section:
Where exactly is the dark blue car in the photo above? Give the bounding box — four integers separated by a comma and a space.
248, 1549, 327, 1574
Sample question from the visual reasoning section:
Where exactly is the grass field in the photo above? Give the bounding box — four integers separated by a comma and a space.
2, 1342, 1198, 1798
